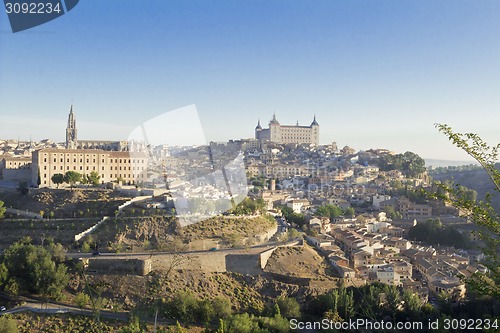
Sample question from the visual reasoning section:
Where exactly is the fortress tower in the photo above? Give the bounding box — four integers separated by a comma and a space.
255, 114, 319, 146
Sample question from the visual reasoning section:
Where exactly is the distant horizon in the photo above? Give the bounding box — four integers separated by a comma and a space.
0, 106, 487, 162
1, 134, 481, 167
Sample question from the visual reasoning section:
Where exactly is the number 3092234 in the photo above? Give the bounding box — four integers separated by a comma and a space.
5, 2, 62, 14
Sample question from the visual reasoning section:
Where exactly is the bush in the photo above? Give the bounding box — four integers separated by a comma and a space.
0, 316, 18, 333
276, 297, 301, 319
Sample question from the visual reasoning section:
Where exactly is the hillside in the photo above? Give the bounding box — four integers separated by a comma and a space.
431, 168, 500, 213
64, 246, 340, 317
83, 214, 277, 252
0, 188, 131, 218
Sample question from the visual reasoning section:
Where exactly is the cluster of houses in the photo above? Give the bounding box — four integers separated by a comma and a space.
300, 211, 486, 301
0, 139, 58, 185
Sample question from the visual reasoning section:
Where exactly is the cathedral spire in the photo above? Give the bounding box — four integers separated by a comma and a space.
66, 105, 78, 149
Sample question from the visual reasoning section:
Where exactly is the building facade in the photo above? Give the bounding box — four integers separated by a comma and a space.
0, 156, 32, 182
255, 114, 319, 146
32, 149, 148, 187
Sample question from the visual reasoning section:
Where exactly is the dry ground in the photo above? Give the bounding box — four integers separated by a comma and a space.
0, 188, 130, 219
264, 245, 334, 279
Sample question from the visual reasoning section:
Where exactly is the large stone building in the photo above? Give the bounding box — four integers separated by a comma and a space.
255, 114, 319, 146
32, 148, 148, 187
1, 106, 148, 188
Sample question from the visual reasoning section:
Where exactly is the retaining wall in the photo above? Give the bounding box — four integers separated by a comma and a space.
5, 208, 42, 219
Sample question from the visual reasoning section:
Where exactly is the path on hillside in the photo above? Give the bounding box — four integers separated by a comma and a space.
0, 294, 129, 322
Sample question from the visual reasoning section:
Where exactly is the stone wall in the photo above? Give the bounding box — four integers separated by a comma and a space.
151, 252, 227, 273
2, 168, 31, 183
85, 258, 152, 276
226, 254, 263, 275
82, 240, 302, 277
5, 208, 42, 219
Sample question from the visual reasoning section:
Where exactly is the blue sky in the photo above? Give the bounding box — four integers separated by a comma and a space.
1, 0, 500, 161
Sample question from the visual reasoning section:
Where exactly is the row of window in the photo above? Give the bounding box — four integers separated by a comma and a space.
42, 178, 143, 185
43, 165, 147, 172
43, 157, 146, 164
43, 173, 146, 180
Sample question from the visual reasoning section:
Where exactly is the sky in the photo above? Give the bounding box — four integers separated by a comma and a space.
1, 0, 500, 161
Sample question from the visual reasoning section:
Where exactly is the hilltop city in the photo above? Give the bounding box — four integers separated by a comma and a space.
0, 106, 496, 332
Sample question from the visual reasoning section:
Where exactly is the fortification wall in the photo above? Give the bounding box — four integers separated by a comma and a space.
151, 252, 227, 273
2, 169, 31, 182
82, 241, 302, 276
225, 254, 263, 275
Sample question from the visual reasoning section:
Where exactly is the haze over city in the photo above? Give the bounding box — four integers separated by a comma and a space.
1, 1, 500, 161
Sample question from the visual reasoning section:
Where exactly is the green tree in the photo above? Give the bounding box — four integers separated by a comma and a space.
84, 279, 110, 326
435, 124, 500, 298
64, 171, 82, 189
212, 296, 232, 320
338, 283, 355, 320
315, 204, 343, 219
276, 297, 301, 319
343, 206, 355, 217
379, 151, 426, 178
257, 314, 290, 333
384, 284, 400, 315
230, 197, 267, 215
74, 291, 91, 309
223, 313, 260, 333
1, 238, 69, 300
47, 242, 66, 263
280, 206, 306, 226
81, 241, 91, 253
0, 316, 18, 333
17, 181, 28, 195
402, 151, 426, 178
197, 299, 215, 325
401, 289, 422, 318
0, 200, 5, 219
0, 263, 7, 288
383, 205, 402, 220
51, 173, 64, 188
287, 228, 301, 240
87, 171, 101, 187
168, 291, 198, 323
119, 314, 143, 333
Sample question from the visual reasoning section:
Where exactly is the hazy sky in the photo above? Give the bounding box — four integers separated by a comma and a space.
1, 1, 500, 161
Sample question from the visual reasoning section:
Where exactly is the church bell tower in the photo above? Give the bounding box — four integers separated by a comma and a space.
66, 105, 78, 149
